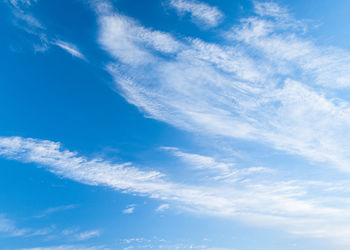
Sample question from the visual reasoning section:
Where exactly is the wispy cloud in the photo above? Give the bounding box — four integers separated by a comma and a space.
0, 214, 29, 237
120, 237, 227, 250
21, 245, 106, 250
122, 204, 136, 214
6, 0, 85, 58
2, 136, 350, 244
58, 227, 101, 242
75, 230, 100, 241
5, 0, 350, 246
33, 205, 76, 219
54, 40, 86, 59
97, 5, 181, 66
162, 146, 271, 181
8, 0, 37, 8
156, 204, 170, 212
169, 0, 224, 28
95, 0, 350, 173
0, 213, 55, 238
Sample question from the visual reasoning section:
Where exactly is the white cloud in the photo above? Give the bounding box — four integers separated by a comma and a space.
169, 0, 224, 28
6, 1, 86, 59
0, 213, 54, 238
156, 204, 170, 212
2, 136, 350, 244
162, 147, 271, 182
9, 0, 37, 8
98, 10, 180, 66
58, 227, 101, 242
75, 230, 100, 241
8, 0, 48, 39
4, 0, 350, 246
21, 245, 106, 250
54, 40, 85, 59
83, 2, 350, 244
34, 205, 76, 219
254, 2, 289, 18
122, 204, 136, 214
0, 214, 28, 237
94, 0, 350, 173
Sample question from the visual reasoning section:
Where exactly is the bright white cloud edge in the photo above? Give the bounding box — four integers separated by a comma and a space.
95, 0, 350, 174
1, 136, 350, 245
169, 0, 224, 27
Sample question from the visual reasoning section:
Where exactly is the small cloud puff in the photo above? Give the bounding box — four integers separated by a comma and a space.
169, 0, 224, 28
156, 204, 170, 212
122, 204, 136, 214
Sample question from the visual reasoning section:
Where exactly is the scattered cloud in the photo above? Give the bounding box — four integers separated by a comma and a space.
2, 136, 350, 244
0, 213, 55, 238
8, 0, 37, 8
169, 0, 224, 28
54, 40, 86, 59
4, 0, 350, 247
162, 146, 272, 181
95, 0, 350, 173
119, 237, 230, 249
21, 245, 107, 250
156, 204, 170, 212
5, 0, 85, 58
0, 214, 28, 237
254, 1, 290, 18
34, 205, 76, 219
75, 230, 101, 241
122, 204, 136, 214
97, 4, 181, 66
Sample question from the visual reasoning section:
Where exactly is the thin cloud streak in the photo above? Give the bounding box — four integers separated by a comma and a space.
169, 0, 224, 28
122, 204, 136, 214
96, 0, 350, 172
6, 0, 86, 58
2, 136, 350, 244
54, 40, 86, 59
33, 205, 76, 219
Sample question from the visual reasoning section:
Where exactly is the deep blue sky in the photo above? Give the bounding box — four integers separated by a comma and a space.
1, 0, 350, 249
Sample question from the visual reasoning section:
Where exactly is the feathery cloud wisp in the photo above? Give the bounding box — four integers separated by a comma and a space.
169, 0, 224, 28
96, 1, 350, 173
54, 40, 85, 59
122, 204, 136, 214
2, 136, 350, 244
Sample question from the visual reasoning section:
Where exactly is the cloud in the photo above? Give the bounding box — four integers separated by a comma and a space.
0, 213, 55, 238
8, 0, 37, 8
57, 227, 101, 242
4, 0, 350, 246
34, 205, 76, 219
253, 1, 290, 18
6, 0, 49, 51
97, 6, 181, 66
2, 136, 350, 244
21, 245, 106, 250
156, 204, 170, 212
54, 40, 86, 59
6, 1, 86, 58
95, 0, 350, 173
0, 214, 28, 237
120, 237, 228, 250
161, 147, 271, 181
122, 204, 136, 214
0, 136, 163, 190
75, 230, 100, 241
169, 0, 224, 28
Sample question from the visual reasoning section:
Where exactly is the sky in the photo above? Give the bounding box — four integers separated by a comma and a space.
2, 0, 350, 249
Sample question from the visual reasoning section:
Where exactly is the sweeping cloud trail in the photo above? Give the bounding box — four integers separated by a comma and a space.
96, 1, 350, 172
2, 136, 350, 244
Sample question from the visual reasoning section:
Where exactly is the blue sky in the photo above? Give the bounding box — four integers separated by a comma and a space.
2, 0, 350, 249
